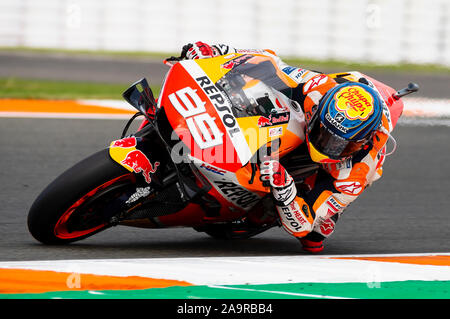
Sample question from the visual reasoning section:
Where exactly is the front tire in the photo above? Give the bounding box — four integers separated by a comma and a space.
27, 149, 134, 245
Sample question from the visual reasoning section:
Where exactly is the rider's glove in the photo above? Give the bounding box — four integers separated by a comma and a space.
259, 160, 297, 206
185, 41, 217, 60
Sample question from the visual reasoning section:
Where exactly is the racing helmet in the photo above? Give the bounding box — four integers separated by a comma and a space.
306, 81, 383, 163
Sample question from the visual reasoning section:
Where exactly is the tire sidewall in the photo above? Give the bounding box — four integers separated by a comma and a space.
27, 149, 131, 244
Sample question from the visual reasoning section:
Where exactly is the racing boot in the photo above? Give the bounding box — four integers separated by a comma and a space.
299, 232, 325, 253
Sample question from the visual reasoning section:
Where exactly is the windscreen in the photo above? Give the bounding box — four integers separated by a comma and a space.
215, 57, 294, 119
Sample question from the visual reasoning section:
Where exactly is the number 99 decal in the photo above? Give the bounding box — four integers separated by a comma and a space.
168, 87, 223, 149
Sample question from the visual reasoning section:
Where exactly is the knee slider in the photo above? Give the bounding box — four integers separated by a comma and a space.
276, 197, 314, 238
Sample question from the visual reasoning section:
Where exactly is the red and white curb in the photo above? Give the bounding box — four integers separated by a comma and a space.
1, 253, 449, 286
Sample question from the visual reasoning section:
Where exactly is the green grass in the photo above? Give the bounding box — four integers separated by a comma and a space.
2, 46, 450, 74
0, 47, 448, 100
0, 77, 161, 100
0, 46, 171, 60
2, 281, 450, 299
283, 57, 450, 75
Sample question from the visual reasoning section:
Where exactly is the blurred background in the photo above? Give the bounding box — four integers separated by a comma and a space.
0, 0, 449, 65
0, 0, 450, 261
0, 0, 449, 102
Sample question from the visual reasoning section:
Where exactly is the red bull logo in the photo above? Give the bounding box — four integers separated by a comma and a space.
220, 54, 253, 70
221, 60, 234, 70
257, 112, 290, 128
111, 137, 137, 148
257, 116, 271, 127
121, 150, 160, 184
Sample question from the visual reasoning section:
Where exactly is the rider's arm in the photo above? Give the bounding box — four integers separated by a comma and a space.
259, 114, 388, 243
302, 123, 389, 240
259, 160, 315, 238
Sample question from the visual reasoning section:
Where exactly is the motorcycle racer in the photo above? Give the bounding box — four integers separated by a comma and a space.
182, 41, 392, 253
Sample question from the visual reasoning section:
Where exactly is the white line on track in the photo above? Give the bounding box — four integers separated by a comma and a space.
207, 285, 354, 299
403, 97, 450, 117
1, 97, 449, 123
0, 112, 132, 119
1, 254, 449, 286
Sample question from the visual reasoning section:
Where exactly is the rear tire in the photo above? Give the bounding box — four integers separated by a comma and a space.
27, 149, 134, 245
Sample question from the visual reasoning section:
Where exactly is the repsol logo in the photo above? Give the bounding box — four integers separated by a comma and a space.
280, 205, 308, 232
195, 76, 240, 138
214, 181, 260, 209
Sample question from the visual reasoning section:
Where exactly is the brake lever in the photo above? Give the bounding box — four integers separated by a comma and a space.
163, 43, 193, 67
163, 57, 179, 67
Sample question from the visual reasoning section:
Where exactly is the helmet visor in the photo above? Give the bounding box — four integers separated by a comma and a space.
307, 112, 367, 159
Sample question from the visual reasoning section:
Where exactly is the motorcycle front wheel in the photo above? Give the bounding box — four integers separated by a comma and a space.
27, 149, 136, 245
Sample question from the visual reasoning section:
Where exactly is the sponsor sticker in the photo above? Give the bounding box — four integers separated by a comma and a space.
291, 68, 308, 81
327, 196, 345, 213
278, 201, 311, 234
269, 126, 283, 137
319, 219, 335, 236
168, 86, 223, 150
111, 137, 137, 148
334, 180, 364, 195
282, 66, 297, 75
214, 181, 260, 209
325, 157, 352, 172
186, 63, 252, 165
325, 112, 348, 133
120, 150, 160, 184
303, 74, 328, 93
220, 54, 253, 70
200, 163, 226, 176
257, 112, 290, 128
335, 85, 374, 121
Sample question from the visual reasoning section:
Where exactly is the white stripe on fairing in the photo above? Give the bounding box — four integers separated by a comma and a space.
0, 254, 449, 286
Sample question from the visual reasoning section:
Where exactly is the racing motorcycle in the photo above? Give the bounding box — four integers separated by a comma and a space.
27, 51, 419, 245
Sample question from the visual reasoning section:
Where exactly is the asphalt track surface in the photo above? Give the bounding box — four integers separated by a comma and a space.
0, 52, 449, 261
1, 117, 449, 261
1, 51, 450, 99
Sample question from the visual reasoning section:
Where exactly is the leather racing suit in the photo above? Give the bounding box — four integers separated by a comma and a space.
184, 42, 392, 252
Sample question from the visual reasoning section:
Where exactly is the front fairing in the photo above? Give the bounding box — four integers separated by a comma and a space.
159, 53, 306, 172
